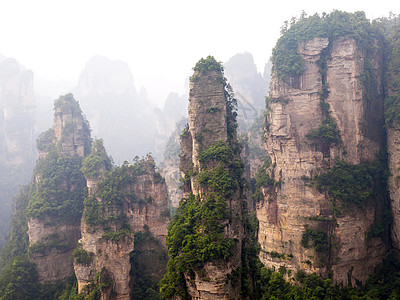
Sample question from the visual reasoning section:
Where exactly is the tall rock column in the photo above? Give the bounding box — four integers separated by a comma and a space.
161, 56, 245, 299
258, 15, 388, 287
26, 94, 91, 283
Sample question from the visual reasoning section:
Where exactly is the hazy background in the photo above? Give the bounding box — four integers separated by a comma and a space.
0, 0, 397, 107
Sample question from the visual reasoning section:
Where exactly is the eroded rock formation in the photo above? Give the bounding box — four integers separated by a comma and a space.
74, 154, 169, 298
259, 36, 388, 285
27, 94, 90, 283
163, 57, 245, 299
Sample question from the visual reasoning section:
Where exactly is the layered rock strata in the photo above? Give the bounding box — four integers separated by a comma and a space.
259, 36, 387, 285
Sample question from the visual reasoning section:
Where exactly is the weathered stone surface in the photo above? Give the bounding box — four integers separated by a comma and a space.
75, 156, 169, 298
28, 217, 81, 283
179, 68, 243, 299
326, 37, 382, 164
259, 36, 387, 285
388, 127, 400, 251
188, 70, 228, 171
27, 95, 89, 283
53, 100, 91, 157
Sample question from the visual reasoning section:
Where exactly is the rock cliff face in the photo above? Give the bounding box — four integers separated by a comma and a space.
27, 217, 82, 282
388, 127, 400, 250
74, 155, 169, 298
385, 23, 400, 253
259, 36, 387, 285
168, 58, 244, 299
27, 94, 90, 283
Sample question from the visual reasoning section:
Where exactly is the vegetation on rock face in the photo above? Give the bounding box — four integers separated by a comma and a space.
36, 129, 56, 152
72, 243, 94, 266
83, 157, 164, 237
54, 93, 83, 114
130, 228, 167, 300
25, 151, 87, 223
81, 267, 114, 299
81, 139, 112, 179
272, 11, 380, 82
315, 159, 375, 207
251, 161, 275, 202
306, 116, 341, 146
192, 55, 224, 76
384, 16, 400, 126
161, 56, 245, 298
301, 227, 329, 253
29, 233, 69, 255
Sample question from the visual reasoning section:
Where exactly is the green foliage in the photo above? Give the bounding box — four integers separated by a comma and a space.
180, 124, 189, 138
82, 267, 114, 300
0, 186, 31, 269
102, 228, 132, 242
192, 56, 223, 74
198, 165, 238, 198
29, 233, 68, 255
130, 228, 167, 299
198, 140, 234, 166
306, 117, 341, 146
251, 162, 275, 202
83, 159, 150, 229
206, 106, 220, 114
81, 139, 112, 178
384, 17, 400, 126
73, 243, 94, 265
36, 129, 56, 152
272, 11, 379, 81
315, 160, 374, 206
25, 151, 87, 224
301, 228, 329, 253
160, 193, 235, 298
53, 93, 83, 114
0, 255, 40, 300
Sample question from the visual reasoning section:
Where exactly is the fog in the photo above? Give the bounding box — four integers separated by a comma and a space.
0, 0, 396, 107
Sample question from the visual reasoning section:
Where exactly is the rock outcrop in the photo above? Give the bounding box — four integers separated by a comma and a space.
385, 20, 400, 253
27, 94, 90, 283
74, 154, 169, 298
163, 57, 245, 299
259, 35, 387, 285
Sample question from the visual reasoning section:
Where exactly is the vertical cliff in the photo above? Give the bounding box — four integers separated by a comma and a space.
385, 18, 400, 252
74, 152, 169, 299
161, 56, 246, 299
258, 12, 388, 286
26, 94, 90, 283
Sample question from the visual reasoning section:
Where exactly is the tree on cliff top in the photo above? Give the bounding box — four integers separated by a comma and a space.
272, 11, 379, 81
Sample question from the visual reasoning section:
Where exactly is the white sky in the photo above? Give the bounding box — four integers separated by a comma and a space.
0, 0, 398, 106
